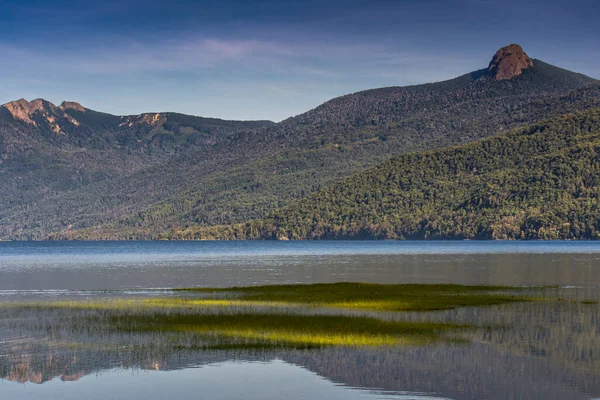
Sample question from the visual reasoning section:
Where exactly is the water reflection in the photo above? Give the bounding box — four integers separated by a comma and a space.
0, 357, 451, 400
1, 242, 599, 399
0, 343, 598, 399
0, 288, 598, 399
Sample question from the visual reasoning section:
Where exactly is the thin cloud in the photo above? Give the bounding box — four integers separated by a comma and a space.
0, 38, 296, 74
0, 34, 470, 76
0, 35, 485, 120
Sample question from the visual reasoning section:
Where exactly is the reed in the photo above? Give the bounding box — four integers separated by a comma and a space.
0, 283, 537, 349
175, 282, 535, 312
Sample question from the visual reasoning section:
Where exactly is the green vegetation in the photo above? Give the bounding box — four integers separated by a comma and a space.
1, 284, 596, 389
106, 313, 465, 348
1, 57, 597, 240
0, 105, 273, 240
1, 283, 533, 349
188, 108, 600, 240
2, 300, 467, 348
7, 283, 533, 313
176, 282, 532, 312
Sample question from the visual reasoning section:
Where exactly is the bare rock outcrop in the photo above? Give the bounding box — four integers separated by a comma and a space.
488, 44, 534, 80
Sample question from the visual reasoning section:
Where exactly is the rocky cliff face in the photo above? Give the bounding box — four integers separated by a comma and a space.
488, 44, 534, 80
59, 101, 86, 112
1, 98, 81, 133
2, 98, 50, 125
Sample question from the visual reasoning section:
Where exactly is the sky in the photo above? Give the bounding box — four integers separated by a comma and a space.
0, 0, 598, 121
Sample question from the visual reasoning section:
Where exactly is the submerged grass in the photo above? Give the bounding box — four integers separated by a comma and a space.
107, 312, 468, 348
0, 302, 469, 349
175, 282, 534, 312
0, 284, 536, 350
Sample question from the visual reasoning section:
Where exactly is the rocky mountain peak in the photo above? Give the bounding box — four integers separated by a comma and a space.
1, 98, 52, 125
1, 98, 79, 131
488, 44, 534, 81
59, 101, 86, 112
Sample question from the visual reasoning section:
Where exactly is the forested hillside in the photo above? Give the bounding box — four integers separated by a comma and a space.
51, 81, 600, 240
0, 101, 273, 239
2, 45, 598, 239
186, 108, 600, 240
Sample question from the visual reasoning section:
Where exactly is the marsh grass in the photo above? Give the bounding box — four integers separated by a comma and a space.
104, 312, 470, 348
175, 282, 535, 312
2, 284, 597, 386
0, 304, 469, 349
0, 283, 536, 350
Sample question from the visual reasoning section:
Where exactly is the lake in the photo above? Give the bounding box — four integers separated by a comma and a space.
0, 241, 599, 399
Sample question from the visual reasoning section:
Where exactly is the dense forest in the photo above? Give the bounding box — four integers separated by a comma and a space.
171, 108, 600, 240
1, 47, 599, 239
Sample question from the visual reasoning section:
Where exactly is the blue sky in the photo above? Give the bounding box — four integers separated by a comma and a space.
1, 0, 598, 121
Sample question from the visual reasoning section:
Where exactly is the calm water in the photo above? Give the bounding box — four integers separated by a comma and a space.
0, 241, 599, 399
1, 241, 600, 292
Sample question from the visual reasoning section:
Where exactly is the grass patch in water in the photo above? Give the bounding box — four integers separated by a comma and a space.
105, 312, 468, 348
175, 282, 533, 312
0, 283, 534, 350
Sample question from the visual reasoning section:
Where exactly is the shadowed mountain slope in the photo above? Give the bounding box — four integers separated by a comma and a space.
190, 107, 600, 240
1, 44, 598, 239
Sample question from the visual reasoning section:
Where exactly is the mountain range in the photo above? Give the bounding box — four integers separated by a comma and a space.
1, 44, 599, 240
195, 108, 600, 240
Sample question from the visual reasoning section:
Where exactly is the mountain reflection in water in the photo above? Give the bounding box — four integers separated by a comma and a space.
0, 342, 598, 399
0, 289, 598, 399
1, 241, 599, 399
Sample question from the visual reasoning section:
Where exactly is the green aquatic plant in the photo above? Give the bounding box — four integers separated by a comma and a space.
105, 312, 469, 348
6, 284, 535, 314
0, 284, 537, 350
0, 303, 469, 349
176, 282, 534, 312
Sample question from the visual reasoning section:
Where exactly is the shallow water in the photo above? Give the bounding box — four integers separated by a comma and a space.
1, 241, 600, 292
0, 241, 599, 399
0, 359, 446, 400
